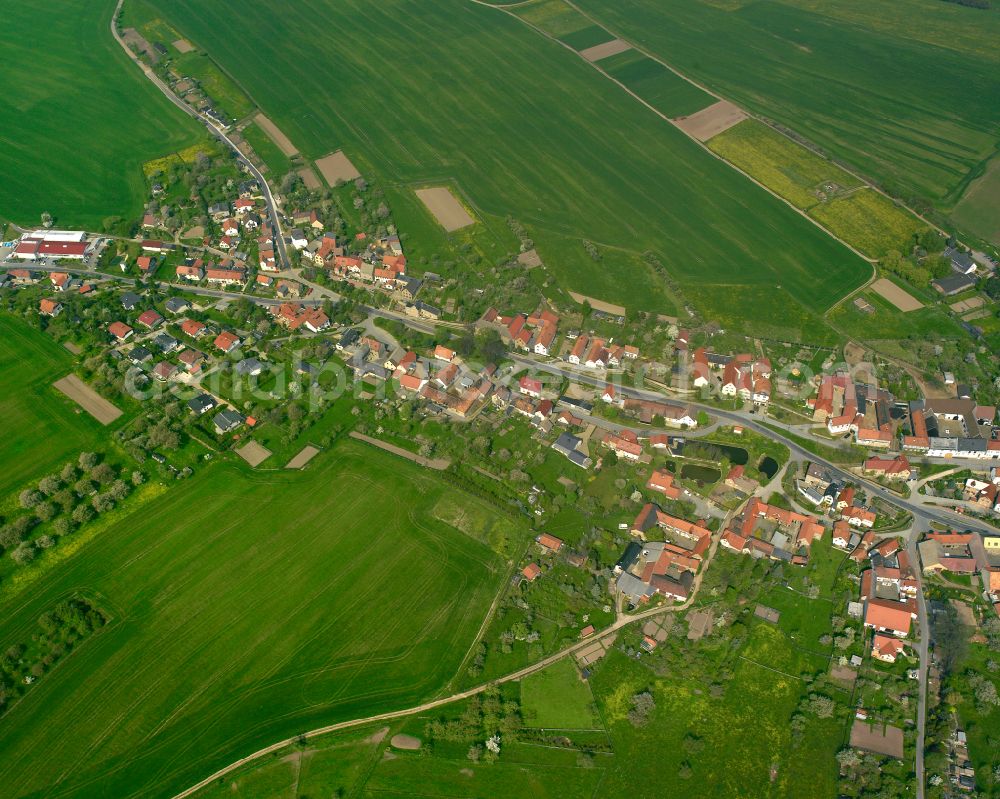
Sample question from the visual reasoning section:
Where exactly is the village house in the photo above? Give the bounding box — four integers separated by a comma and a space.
214, 331, 241, 353
108, 321, 133, 341
872, 634, 906, 663
721, 498, 824, 565
137, 309, 162, 329
603, 429, 643, 461
647, 469, 681, 500
39, 298, 63, 317
863, 455, 912, 480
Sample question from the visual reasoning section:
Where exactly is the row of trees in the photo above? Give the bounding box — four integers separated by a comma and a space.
0, 452, 142, 568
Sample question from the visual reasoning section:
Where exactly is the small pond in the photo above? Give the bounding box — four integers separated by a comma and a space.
758, 456, 780, 480
681, 464, 721, 484
710, 443, 749, 465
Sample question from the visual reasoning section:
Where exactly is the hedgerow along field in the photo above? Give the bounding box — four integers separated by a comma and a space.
0, 439, 511, 798
144, 0, 869, 322
0, 0, 201, 229
0, 315, 110, 497
574, 0, 1000, 211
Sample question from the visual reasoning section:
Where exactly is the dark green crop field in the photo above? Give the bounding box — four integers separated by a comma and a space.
0, 316, 109, 497
599, 49, 716, 119
574, 0, 1000, 209
0, 0, 200, 229
0, 439, 508, 798
143, 0, 868, 320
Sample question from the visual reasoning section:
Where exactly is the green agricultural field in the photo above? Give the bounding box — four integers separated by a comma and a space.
364, 750, 607, 798
0, 0, 200, 228
173, 51, 256, 120
513, 0, 595, 38
0, 316, 110, 497
952, 155, 1000, 246
242, 122, 294, 179
574, 0, 1000, 209
558, 24, 614, 52
144, 0, 869, 321
521, 657, 602, 729
600, 50, 716, 119
809, 189, 928, 260
192, 726, 385, 799
708, 119, 863, 210
0, 439, 510, 798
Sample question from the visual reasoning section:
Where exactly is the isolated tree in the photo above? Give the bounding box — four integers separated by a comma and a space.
71, 504, 95, 526
91, 463, 115, 485
19, 489, 42, 509
35, 502, 56, 523
10, 543, 36, 565
38, 475, 61, 496
41, 211, 53, 228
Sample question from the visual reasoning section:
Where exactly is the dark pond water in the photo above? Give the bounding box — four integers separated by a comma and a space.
712, 443, 748, 465
758, 456, 780, 480
681, 464, 721, 484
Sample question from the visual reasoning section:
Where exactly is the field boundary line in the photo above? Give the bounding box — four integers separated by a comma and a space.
556, 0, 960, 249
468, 0, 876, 314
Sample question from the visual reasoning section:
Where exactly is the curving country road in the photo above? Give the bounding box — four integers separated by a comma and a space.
110, 0, 290, 272
170, 504, 735, 798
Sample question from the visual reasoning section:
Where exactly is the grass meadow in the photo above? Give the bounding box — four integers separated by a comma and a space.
574, 0, 1000, 208
809, 189, 928, 260
0, 316, 112, 497
0, 0, 201, 228
708, 120, 863, 210
0, 439, 509, 798
952, 156, 1000, 246
144, 0, 869, 321
242, 122, 294, 180
521, 657, 602, 729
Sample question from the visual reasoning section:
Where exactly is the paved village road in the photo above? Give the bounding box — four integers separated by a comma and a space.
513, 355, 1000, 537
110, 0, 290, 271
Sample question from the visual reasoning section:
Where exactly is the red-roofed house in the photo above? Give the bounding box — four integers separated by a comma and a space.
536, 533, 563, 553
872, 635, 906, 663
181, 319, 206, 338
522, 563, 541, 581
865, 598, 913, 637
864, 455, 911, 479
137, 309, 162, 329
39, 298, 63, 317
434, 345, 456, 362
214, 331, 240, 353
108, 321, 133, 341
647, 469, 681, 499
519, 376, 542, 398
